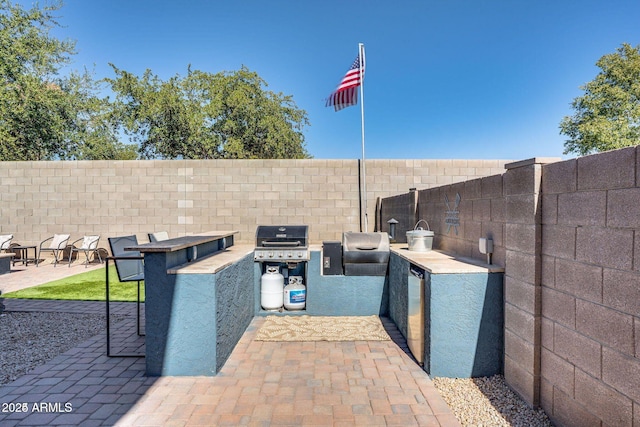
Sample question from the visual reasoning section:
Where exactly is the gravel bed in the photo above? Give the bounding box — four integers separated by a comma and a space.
0, 311, 107, 385
433, 375, 553, 427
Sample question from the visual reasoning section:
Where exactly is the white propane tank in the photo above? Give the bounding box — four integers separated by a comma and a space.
261, 266, 284, 310
284, 276, 306, 310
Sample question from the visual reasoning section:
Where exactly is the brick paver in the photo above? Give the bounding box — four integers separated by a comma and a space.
0, 296, 461, 426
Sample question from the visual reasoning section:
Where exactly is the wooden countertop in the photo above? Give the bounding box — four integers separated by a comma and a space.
125, 231, 238, 253
390, 244, 504, 274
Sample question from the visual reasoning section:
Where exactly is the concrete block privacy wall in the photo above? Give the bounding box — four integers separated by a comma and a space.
379, 166, 513, 266
379, 147, 640, 427
539, 146, 640, 427
5, 152, 638, 426
377, 190, 417, 242
0, 159, 508, 251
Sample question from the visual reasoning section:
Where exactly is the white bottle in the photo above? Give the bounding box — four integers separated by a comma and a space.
261, 266, 284, 310
283, 276, 306, 310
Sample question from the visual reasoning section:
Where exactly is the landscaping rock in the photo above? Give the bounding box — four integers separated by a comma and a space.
433, 375, 553, 426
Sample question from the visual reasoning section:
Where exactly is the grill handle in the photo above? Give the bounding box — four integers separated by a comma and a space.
261, 241, 302, 247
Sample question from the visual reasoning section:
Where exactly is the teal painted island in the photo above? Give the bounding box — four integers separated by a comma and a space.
125, 232, 255, 376
388, 245, 505, 378
130, 234, 504, 380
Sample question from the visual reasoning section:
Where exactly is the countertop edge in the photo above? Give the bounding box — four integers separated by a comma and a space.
390, 244, 505, 274
126, 231, 239, 253
164, 242, 504, 275
168, 244, 255, 274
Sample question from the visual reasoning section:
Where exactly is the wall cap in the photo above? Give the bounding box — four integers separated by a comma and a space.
504, 157, 562, 170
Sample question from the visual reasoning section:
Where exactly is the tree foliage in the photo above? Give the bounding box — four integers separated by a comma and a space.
560, 43, 640, 156
105, 65, 310, 159
0, 0, 137, 161
1, 0, 309, 161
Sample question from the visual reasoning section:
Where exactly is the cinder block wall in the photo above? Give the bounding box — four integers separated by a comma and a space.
502, 158, 549, 410
540, 147, 640, 427
0, 159, 508, 250
379, 148, 640, 427
380, 159, 548, 409
420, 173, 509, 265
378, 171, 508, 266
378, 190, 418, 242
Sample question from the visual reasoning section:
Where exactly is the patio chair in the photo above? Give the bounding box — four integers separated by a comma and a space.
0, 234, 12, 253
37, 234, 70, 267
69, 235, 102, 268
148, 231, 169, 243
106, 235, 145, 357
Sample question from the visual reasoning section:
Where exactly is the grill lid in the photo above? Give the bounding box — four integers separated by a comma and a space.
255, 225, 308, 248
342, 232, 390, 264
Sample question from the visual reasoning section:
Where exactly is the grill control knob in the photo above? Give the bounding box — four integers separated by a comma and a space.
287, 252, 293, 258
268, 252, 274, 258
297, 252, 303, 258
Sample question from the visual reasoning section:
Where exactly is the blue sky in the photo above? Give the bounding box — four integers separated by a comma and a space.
24, 0, 640, 160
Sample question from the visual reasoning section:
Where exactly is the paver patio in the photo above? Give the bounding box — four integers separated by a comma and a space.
0, 264, 461, 426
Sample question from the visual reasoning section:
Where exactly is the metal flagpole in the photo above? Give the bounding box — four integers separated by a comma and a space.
358, 42, 367, 232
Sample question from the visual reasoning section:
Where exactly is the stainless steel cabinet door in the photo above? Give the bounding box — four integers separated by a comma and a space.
407, 266, 424, 365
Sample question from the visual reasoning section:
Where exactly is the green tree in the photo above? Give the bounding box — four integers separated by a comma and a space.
0, 0, 132, 160
560, 43, 640, 156
105, 65, 310, 159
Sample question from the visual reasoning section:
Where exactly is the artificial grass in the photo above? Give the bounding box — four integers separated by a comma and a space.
2, 265, 145, 302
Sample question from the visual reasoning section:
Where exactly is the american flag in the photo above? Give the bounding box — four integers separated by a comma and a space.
325, 55, 365, 112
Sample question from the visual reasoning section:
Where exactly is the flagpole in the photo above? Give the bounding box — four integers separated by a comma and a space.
358, 42, 367, 232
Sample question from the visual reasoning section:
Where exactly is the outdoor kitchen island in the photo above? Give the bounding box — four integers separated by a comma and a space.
132, 233, 504, 380
388, 244, 505, 378
125, 231, 255, 377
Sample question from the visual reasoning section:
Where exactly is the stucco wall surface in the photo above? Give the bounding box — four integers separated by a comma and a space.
215, 254, 255, 372
388, 253, 410, 337
144, 252, 219, 376
427, 272, 504, 378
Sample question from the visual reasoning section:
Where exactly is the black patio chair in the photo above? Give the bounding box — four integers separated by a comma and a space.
106, 235, 145, 357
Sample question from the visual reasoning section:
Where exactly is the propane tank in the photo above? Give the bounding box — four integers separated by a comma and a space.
284, 276, 306, 310
261, 266, 284, 310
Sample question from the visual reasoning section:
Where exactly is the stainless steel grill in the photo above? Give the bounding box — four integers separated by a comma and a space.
342, 231, 390, 276
254, 225, 309, 262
